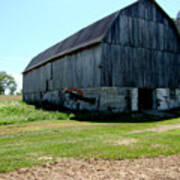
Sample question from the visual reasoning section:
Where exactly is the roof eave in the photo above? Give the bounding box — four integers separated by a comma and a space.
23, 38, 102, 74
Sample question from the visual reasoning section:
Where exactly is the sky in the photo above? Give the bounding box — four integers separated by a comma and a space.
0, 0, 180, 92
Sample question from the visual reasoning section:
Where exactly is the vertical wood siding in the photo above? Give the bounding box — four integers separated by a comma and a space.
102, 0, 180, 88
23, 45, 102, 94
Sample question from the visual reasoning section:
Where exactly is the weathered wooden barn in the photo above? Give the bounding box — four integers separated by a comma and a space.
23, 0, 180, 112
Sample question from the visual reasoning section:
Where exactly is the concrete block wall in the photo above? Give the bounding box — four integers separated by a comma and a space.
23, 87, 180, 112
156, 88, 180, 110
63, 87, 138, 112
131, 88, 138, 111
23, 87, 138, 112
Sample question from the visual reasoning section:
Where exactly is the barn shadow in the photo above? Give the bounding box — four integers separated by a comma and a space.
32, 102, 180, 123
69, 110, 180, 123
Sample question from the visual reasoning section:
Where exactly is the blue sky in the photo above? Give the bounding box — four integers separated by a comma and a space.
0, 0, 180, 91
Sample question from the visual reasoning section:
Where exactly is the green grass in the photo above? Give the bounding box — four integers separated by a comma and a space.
0, 100, 69, 125
0, 100, 180, 172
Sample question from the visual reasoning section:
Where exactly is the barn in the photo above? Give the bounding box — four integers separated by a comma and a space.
23, 0, 180, 112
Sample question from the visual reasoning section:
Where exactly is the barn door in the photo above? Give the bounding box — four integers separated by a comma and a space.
138, 88, 153, 111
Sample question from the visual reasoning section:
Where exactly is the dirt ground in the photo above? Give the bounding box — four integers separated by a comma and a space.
131, 124, 180, 133
0, 95, 22, 101
1, 155, 180, 180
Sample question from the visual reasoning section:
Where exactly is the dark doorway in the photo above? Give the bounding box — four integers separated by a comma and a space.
138, 88, 153, 111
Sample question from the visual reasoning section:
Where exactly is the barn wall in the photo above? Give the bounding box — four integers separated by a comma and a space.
102, 0, 180, 88
51, 45, 102, 90
23, 45, 103, 103
101, 44, 180, 88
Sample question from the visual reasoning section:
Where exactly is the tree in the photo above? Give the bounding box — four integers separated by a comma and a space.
0, 71, 17, 95
16, 90, 22, 96
9, 83, 17, 95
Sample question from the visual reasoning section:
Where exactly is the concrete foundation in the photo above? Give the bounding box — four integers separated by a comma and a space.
63, 87, 138, 112
23, 87, 180, 112
156, 89, 180, 110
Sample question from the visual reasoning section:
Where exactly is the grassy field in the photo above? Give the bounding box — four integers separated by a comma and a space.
0, 96, 180, 172
0, 100, 69, 125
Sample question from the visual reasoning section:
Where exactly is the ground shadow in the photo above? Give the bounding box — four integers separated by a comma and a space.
69, 110, 180, 123
30, 101, 180, 124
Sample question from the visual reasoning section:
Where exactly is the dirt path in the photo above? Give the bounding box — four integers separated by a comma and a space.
131, 124, 180, 133
1, 155, 180, 180
0, 95, 21, 101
